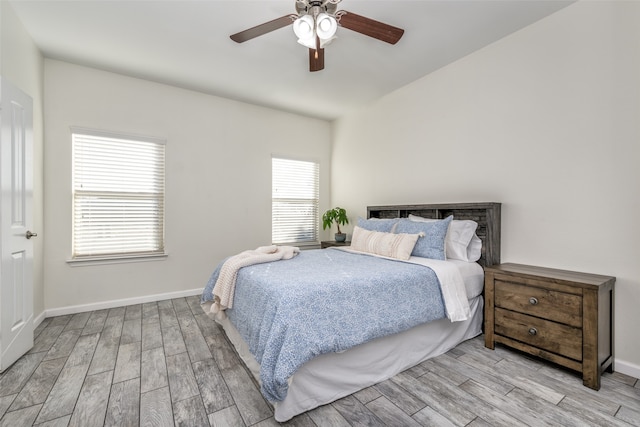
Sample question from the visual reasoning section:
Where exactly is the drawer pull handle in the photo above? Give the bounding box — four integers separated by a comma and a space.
528, 327, 538, 336
529, 297, 538, 305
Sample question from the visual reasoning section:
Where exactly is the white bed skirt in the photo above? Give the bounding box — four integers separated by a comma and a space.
216, 296, 484, 422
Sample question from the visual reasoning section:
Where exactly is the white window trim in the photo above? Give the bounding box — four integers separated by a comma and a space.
272, 155, 320, 245
66, 252, 168, 267
69, 127, 167, 264
70, 127, 166, 146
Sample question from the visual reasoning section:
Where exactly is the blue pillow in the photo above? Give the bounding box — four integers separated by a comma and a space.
394, 215, 453, 260
357, 217, 398, 233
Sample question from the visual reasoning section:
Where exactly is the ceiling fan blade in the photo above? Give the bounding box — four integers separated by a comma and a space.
337, 11, 404, 45
309, 47, 325, 72
230, 15, 295, 43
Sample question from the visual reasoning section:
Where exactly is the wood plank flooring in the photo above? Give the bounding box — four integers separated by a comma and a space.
1, 295, 638, 426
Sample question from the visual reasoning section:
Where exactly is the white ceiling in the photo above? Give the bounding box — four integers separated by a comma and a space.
9, 0, 572, 121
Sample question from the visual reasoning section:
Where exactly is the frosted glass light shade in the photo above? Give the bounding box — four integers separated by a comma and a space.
316, 13, 337, 39
319, 36, 336, 48
293, 15, 314, 40
297, 37, 316, 49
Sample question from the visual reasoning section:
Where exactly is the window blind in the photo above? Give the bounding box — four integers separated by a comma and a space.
72, 130, 165, 258
272, 157, 319, 244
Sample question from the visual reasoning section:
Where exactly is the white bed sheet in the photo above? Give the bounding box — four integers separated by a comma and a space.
216, 261, 485, 422
451, 259, 485, 298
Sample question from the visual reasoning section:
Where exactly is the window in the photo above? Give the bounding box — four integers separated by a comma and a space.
72, 129, 165, 260
272, 157, 319, 244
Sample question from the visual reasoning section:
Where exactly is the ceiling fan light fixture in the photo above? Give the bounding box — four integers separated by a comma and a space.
293, 14, 314, 40
297, 37, 316, 49
316, 13, 337, 39
319, 35, 336, 48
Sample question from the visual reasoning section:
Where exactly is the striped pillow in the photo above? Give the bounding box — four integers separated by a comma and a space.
351, 226, 421, 260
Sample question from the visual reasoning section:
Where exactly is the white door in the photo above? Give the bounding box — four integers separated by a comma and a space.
0, 77, 34, 372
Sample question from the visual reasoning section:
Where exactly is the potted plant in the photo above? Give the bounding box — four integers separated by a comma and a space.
322, 207, 349, 242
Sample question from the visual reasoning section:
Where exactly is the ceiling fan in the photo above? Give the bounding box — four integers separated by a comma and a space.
230, 0, 404, 72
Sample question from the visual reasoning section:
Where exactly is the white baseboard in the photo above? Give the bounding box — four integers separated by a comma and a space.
43, 288, 203, 319
615, 358, 640, 380
34, 311, 47, 328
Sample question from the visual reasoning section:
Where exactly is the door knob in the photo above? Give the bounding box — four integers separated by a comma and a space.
26, 230, 38, 239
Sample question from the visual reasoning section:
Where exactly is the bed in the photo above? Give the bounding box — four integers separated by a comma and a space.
201, 202, 501, 422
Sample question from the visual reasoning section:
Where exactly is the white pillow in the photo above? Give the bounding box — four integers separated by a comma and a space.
351, 226, 421, 261
408, 214, 482, 262
466, 234, 482, 263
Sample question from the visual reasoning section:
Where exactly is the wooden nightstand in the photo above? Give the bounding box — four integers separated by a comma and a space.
484, 263, 615, 390
320, 241, 350, 249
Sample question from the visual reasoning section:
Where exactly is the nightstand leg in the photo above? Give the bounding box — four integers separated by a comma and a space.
582, 289, 600, 390
484, 272, 496, 349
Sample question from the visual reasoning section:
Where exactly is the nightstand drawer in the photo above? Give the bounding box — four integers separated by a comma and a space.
495, 307, 583, 361
495, 279, 583, 328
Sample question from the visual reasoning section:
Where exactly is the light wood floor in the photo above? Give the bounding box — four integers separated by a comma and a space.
0, 296, 638, 426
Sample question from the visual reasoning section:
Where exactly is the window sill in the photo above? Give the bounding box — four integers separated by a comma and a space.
67, 253, 168, 267
298, 243, 321, 250
272, 242, 321, 250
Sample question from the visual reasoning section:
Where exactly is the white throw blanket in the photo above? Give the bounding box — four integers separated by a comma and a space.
211, 245, 300, 314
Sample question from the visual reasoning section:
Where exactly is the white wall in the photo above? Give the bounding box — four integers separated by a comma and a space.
332, 2, 640, 373
44, 60, 331, 310
1, 1, 45, 318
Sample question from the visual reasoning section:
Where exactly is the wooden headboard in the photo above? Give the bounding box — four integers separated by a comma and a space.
367, 202, 501, 267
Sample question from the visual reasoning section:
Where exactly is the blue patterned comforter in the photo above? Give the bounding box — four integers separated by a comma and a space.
201, 248, 445, 402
